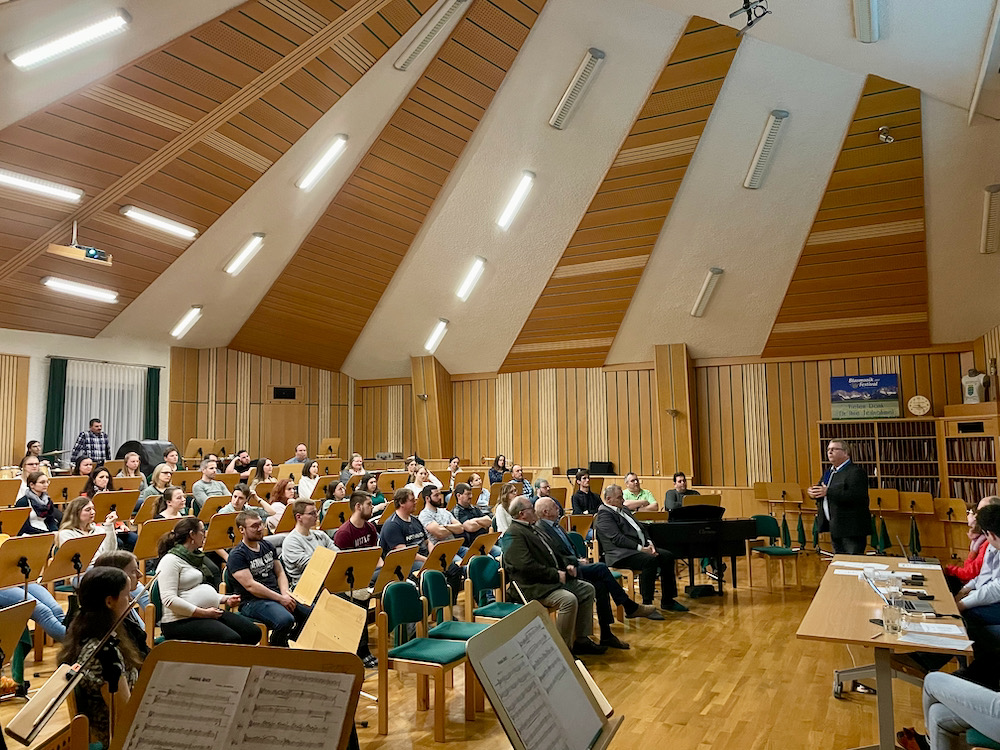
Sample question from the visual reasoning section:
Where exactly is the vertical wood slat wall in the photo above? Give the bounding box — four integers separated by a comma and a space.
0, 354, 30, 466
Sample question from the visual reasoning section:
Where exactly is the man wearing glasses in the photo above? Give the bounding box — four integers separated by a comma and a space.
807, 440, 871, 554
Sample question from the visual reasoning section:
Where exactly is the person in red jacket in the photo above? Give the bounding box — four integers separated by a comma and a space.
945, 495, 1000, 593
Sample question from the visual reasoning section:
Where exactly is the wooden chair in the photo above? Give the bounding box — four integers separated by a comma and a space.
462, 556, 521, 623
748, 514, 800, 591
967, 729, 1000, 749
377, 580, 475, 742
549, 486, 568, 510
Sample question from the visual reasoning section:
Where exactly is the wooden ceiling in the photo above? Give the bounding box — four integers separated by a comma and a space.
499, 17, 740, 372
0, 0, 433, 336
229, 0, 549, 371
762, 75, 928, 358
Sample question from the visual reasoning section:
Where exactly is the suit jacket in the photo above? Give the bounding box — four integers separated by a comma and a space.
816, 461, 871, 539
503, 520, 565, 601
594, 505, 649, 567
535, 520, 578, 569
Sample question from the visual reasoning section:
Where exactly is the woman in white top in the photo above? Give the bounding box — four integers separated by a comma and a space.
493, 482, 520, 533
153, 486, 187, 520
57, 496, 118, 557
447, 456, 460, 489
404, 466, 438, 499
263, 478, 295, 532
249, 457, 275, 493
154, 517, 261, 644
116, 452, 148, 492
470, 472, 491, 515
297, 460, 320, 501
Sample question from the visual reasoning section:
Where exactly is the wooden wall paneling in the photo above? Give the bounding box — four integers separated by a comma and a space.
653, 344, 696, 478
510, 372, 522, 464
729, 364, 747, 486
410, 355, 452, 459
606, 372, 622, 476
695, 367, 712, 483
0, 355, 29, 466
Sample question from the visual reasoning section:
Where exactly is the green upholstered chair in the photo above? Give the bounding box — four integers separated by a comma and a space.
143, 580, 167, 649
377, 580, 476, 742
749, 514, 800, 591
568, 530, 629, 620
967, 728, 1000, 749
461, 556, 520, 623
421, 570, 490, 640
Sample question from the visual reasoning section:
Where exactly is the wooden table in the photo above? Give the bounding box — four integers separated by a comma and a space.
797, 555, 972, 750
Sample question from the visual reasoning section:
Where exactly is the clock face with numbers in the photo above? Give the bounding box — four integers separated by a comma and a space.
907, 395, 931, 416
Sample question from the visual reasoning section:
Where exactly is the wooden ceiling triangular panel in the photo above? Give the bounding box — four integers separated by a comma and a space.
229, 0, 549, 371
0, 0, 433, 337
761, 75, 928, 358
498, 17, 740, 373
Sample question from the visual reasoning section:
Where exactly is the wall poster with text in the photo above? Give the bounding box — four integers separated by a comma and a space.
830, 374, 900, 419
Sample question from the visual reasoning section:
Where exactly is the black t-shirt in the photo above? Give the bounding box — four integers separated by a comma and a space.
572, 490, 602, 515
227, 540, 278, 602
455, 503, 489, 545
379, 513, 428, 557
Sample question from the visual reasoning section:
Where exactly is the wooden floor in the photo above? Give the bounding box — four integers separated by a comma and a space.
1, 553, 928, 749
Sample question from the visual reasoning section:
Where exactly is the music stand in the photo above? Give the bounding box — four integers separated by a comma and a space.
132, 518, 176, 565
325, 548, 381, 599
114, 476, 143, 491
91, 490, 139, 521
0, 479, 21, 507
371, 546, 419, 596
460, 532, 501, 565
0, 534, 55, 591
319, 501, 351, 531
46, 476, 86, 503
203, 512, 243, 553
291, 590, 367, 656
0, 601, 34, 673
132, 495, 158, 525
419, 538, 463, 576
564, 514, 594, 536
314, 475, 339, 498
270, 505, 300, 534
41, 534, 106, 584
291, 547, 338, 606
0, 507, 31, 537
197, 495, 231, 522
170, 471, 203, 493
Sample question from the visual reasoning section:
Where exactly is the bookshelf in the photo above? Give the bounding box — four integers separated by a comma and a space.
943, 431, 998, 500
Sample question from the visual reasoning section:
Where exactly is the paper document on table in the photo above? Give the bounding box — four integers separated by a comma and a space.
833, 569, 864, 577
121, 661, 250, 750
831, 561, 888, 569
905, 622, 964, 635
897, 633, 973, 650
899, 562, 940, 570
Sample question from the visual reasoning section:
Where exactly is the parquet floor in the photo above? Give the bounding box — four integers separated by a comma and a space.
1, 554, 929, 749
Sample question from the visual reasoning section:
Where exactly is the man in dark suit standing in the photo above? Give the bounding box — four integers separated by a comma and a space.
807, 440, 871, 554
594, 485, 688, 612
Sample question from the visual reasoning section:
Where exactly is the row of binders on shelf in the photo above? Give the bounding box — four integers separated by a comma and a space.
949, 478, 999, 502
879, 440, 937, 462
946, 437, 996, 462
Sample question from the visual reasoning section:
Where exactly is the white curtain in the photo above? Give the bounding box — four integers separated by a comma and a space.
62, 360, 147, 458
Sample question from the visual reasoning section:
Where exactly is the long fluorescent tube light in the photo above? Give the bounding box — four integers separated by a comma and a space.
456, 256, 486, 301
497, 171, 535, 231
744, 110, 789, 189
42, 276, 118, 304
394, 0, 470, 71
549, 48, 606, 130
691, 268, 723, 317
225, 233, 266, 276
981, 185, 1000, 254
296, 135, 348, 191
120, 205, 198, 239
424, 318, 449, 353
852, 0, 879, 43
170, 306, 203, 339
7, 9, 131, 70
0, 168, 84, 203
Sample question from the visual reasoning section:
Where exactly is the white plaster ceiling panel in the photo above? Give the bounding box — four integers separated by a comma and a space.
641, 0, 994, 112
100, 1, 460, 347
0, 0, 246, 129
922, 95, 1000, 343
339, 0, 691, 379
608, 37, 864, 363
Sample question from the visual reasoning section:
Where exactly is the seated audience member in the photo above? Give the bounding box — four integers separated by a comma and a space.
503, 496, 604, 654
71, 456, 94, 477
191, 458, 228, 515
340, 453, 366, 484
58, 567, 142, 749
534, 478, 565, 517
536, 496, 662, 650
488, 454, 508, 486
116, 451, 147, 491
447, 456, 461, 489
405, 455, 442, 487
945, 496, 1000, 593
663, 472, 699, 511
595, 484, 687, 613
16, 470, 62, 534
623, 473, 659, 511
470, 472, 491, 514
250, 457, 275, 493
70, 418, 110, 465
957, 504, 1000, 646
494, 482, 520, 533
571, 470, 602, 515
155, 517, 260, 644
220, 483, 274, 522
225, 450, 254, 481
228, 511, 311, 647
298, 460, 320, 500
510, 465, 533, 499
16, 454, 42, 497
92, 551, 149, 652
321, 480, 347, 521
153, 486, 187, 520
135, 463, 173, 515
58, 496, 119, 556
24, 440, 50, 471
162, 446, 183, 472
418, 485, 467, 557
0, 574, 66, 696
404, 465, 437, 499
334, 492, 382, 552
379, 488, 429, 566
357, 473, 387, 519
452, 483, 500, 557
261, 478, 294, 533
82, 465, 116, 498
286, 443, 309, 464
280, 499, 338, 586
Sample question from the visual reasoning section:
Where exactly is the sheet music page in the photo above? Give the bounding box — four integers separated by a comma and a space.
479, 618, 603, 750
223, 665, 354, 749
121, 661, 250, 750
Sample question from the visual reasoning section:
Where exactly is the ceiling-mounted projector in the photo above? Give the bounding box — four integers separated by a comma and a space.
46, 221, 112, 266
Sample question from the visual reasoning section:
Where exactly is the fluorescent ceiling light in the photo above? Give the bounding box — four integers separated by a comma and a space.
852, 0, 879, 43
0, 167, 84, 202
7, 9, 131, 70
296, 134, 348, 191
42, 276, 117, 304
119, 205, 198, 240
691, 268, 723, 317
981, 185, 1000, 254
744, 110, 788, 189
394, 0, 469, 71
170, 306, 203, 339
456, 256, 486, 301
549, 48, 606, 130
497, 171, 535, 231
225, 233, 266, 276
424, 318, 449, 354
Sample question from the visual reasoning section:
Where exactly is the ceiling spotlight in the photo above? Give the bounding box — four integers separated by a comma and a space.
729, 0, 771, 35
878, 126, 894, 144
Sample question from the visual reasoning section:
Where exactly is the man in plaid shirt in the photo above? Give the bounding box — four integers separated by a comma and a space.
70, 418, 111, 464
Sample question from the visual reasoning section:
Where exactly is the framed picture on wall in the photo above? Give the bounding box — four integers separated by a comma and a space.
830, 374, 900, 419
